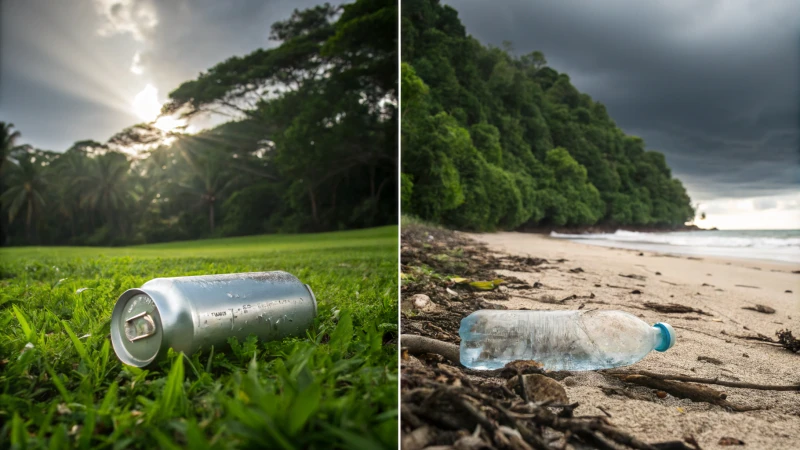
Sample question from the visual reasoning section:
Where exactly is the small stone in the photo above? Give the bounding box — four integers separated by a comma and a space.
411, 294, 430, 309
507, 374, 568, 404
742, 353, 749, 358
655, 272, 662, 275
656, 391, 667, 399
786, 290, 793, 294
445, 287, 459, 298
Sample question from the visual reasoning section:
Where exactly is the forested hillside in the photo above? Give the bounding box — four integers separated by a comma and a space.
401, 0, 694, 231
1, 0, 397, 246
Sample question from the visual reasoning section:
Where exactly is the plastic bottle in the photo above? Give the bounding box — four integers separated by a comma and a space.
459, 310, 675, 371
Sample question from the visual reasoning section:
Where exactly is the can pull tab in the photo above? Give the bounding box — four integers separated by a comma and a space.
125, 311, 156, 342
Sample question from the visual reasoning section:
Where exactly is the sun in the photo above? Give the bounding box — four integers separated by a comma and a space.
132, 83, 186, 132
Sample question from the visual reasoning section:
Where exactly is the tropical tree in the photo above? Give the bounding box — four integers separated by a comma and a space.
76, 152, 134, 235
0, 122, 21, 172
0, 152, 47, 240
177, 156, 236, 234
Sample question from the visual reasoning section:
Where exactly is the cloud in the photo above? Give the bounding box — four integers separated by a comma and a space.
443, 0, 800, 202
130, 51, 144, 75
93, 0, 158, 42
0, 0, 346, 151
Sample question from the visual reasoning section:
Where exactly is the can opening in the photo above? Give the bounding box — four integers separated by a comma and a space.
125, 311, 157, 342
111, 290, 164, 367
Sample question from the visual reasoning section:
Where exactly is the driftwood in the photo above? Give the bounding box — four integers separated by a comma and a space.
742, 304, 776, 314
402, 334, 460, 364
606, 370, 800, 391
609, 374, 760, 411
643, 302, 712, 316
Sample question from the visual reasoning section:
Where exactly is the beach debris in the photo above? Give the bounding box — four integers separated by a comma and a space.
607, 370, 800, 392
777, 329, 799, 354
638, 252, 644, 256
609, 374, 762, 411
718, 437, 745, 446
507, 373, 568, 403
742, 353, 749, 357
468, 279, 504, 291
701, 283, 714, 287
411, 294, 431, 310
785, 290, 793, 293
660, 279, 679, 286
655, 271, 662, 275
631, 289, 642, 294
643, 302, 712, 316
619, 273, 647, 281
697, 356, 723, 365
402, 334, 460, 364
735, 284, 760, 289
504, 255, 548, 267
742, 304, 775, 314
569, 267, 584, 273
683, 435, 701, 450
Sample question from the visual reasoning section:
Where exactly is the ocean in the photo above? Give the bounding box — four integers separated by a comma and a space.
550, 229, 800, 264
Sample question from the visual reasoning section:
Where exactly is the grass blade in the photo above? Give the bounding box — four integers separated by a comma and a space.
62, 321, 90, 365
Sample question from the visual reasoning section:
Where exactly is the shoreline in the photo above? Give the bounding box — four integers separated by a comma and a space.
542, 234, 800, 266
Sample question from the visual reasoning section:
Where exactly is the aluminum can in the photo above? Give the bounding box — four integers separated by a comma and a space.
110, 271, 317, 367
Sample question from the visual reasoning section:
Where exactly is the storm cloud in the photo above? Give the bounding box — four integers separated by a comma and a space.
444, 0, 799, 205
0, 0, 346, 151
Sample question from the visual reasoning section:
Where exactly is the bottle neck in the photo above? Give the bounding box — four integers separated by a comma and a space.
652, 324, 671, 352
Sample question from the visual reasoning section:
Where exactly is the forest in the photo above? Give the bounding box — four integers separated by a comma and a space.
401, 0, 695, 231
0, 0, 397, 246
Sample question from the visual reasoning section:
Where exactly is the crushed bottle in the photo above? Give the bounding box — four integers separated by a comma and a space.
459, 309, 675, 371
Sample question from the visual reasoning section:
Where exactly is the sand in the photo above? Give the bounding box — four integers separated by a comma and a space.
465, 232, 800, 449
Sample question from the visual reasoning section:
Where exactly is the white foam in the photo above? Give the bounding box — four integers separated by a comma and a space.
550, 230, 800, 263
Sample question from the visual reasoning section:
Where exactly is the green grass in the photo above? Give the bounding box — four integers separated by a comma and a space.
0, 226, 399, 449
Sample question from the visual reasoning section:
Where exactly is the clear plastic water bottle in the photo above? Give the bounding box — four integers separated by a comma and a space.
459, 310, 675, 371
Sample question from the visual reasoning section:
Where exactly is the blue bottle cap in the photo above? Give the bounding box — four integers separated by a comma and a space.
653, 322, 675, 352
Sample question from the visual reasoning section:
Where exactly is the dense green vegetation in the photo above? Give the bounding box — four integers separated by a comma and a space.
1, 0, 397, 246
0, 226, 398, 449
401, 0, 694, 231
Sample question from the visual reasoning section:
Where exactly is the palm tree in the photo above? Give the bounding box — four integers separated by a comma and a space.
0, 155, 47, 241
178, 162, 236, 234
77, 152, 133, 233
53, 147, 93, 238
0, 122, 21, 173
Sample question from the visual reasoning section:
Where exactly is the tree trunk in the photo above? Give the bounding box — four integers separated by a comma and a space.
26, 197, 32, 241
308, 187, 319, 225
369, 165, 376, 198
209, 202, 215, 233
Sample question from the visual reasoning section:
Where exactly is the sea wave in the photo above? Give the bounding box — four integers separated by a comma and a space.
550, 230, 800, 249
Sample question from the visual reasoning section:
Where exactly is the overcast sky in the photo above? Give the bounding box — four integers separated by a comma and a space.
445, 0, 799, 229
0, 0, 343, 150
2, 1, 798, 229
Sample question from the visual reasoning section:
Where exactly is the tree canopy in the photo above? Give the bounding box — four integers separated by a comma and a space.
1, 0, 397, 246
401, 0, 694, 231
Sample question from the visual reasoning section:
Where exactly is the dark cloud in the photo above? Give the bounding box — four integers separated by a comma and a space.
444, 0, 800, 201
0, 0, 345, 151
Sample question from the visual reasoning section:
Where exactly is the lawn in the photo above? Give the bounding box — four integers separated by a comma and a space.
0, 226, 399, 449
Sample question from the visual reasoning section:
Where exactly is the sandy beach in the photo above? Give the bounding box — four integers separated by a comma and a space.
466, 232, 800, 448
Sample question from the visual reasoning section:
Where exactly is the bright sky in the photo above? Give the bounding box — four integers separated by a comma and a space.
694, 193, 800, 230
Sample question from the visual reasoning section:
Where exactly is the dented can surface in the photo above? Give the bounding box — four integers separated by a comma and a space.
110, 271, 317, 367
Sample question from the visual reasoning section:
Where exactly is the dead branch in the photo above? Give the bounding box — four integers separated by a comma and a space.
606, 370, 800, 391
402, 334, 461, 364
